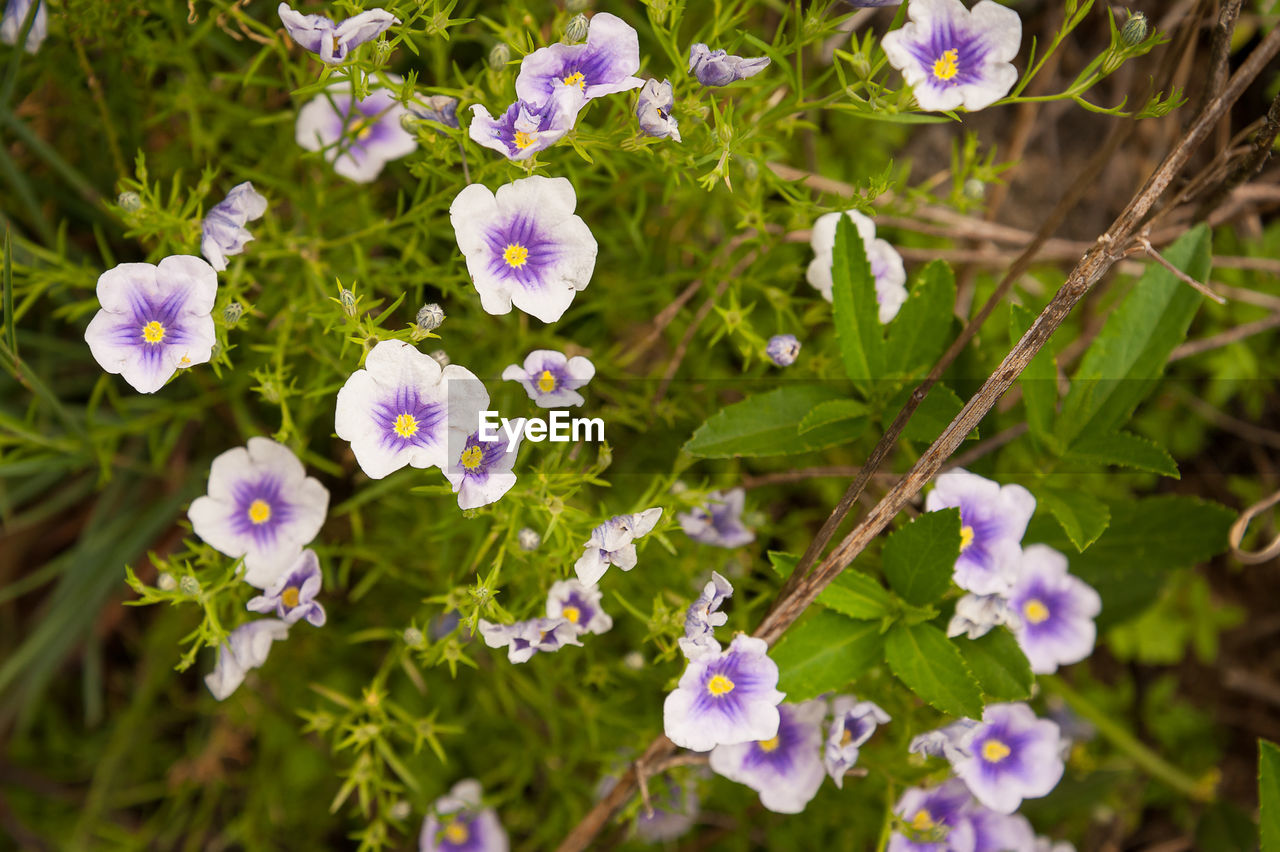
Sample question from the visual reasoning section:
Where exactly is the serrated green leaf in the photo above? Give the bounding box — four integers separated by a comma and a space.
884, 622, 983, 718
767, 551, 893, 621
1036, 486, 1111, 551
1010, 302, 1057, 444
772, 610, 884, 701
888, 383, 974, 444
887, 261, 956, 377
684, 385, 853, 458
958, 629, 1033, 701
1066, 431, 1179, 478
1057, 224, 1211, 447
1262, 740, 1280, 852
831, 214, 884, 390
799, 398, 868, 438
882, 508, 961, 606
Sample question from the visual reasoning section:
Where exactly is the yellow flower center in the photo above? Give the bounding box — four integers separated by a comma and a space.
1023, 598, 1050, 624
959, 524, 975, 551
910, 809, 934, 832
460, 446, 484, 470
933, 48, 960, 81
178, 354, 192, 368
142, 320, 166, 344
537, 370, 557, 393
248, 499, 271, 525
562, 605, 581, 624
503, 243, 529, 267
758, 735, 780, 752
706, 674, 735, 696
840, 728, 854, 747
393, 413, 419, 438
281, 586, 300, 609
442, 820, 469, 845
348, 117, 376, 140
562, 70, 585, 89
513, 130, 537, 150
982, 739, 1012, 763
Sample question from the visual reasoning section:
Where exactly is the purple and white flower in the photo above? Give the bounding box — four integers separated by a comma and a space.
573, 507, 663, 586
84, 256, 218, 394
924, 469, 1036, 595
1, 0, 47, 53
709, 700, 826, 814
546, 578, 612, 635
334, 340, 489, 481
950, 702, 1065, 814
807, 210, 908, 323
678, 571, 733, 660
246, 548, 326, 627
677, 488, 755, 549
766, 334, 801, 367
478, 617, 582, 664
277, 3, 398, 65
908, 718, 979, 763
663, 634, 784, 752
204, 619, 290, 701
634, 781, 698, 844
450, 176, 598, 324
443, 427, 521, 510
468, 88, 585, 162
295, 84, 417, 183
514, 12, 643, 105
969, 806, 1036, 852
201, 182, 267, 272
887, 780, 976, 852
188, 437, 330, 588
824, 696, 891, 788
419, 779, 509, 852
1034, 839, 1076, 852
636, 78, 680, 142
408, 94, 461, 129
501, 349, 595, 408
688, 43, 771, 87
881, 0, 1022, 113
946, 593, 1016, 640
1007, 544, 1101, 674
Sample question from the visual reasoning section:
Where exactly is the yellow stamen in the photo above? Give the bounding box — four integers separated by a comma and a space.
910, 809, 934, 832
758, 735, 780, 752
348, 117, 376, 140
442, 820, 469, 845
959, 525, 975, 551
562, 605, 581, 624
1023, 599, 1050, 624
562, 70, 585, 88
706, 674, 735, 696
248, 499, 271, 524
933, 48, 960, 81
460, 446, 484, 470
393, 413, 419, 438
513, 130, 537, 150
537, 370, 556, 393
503, 243, 529, 267
982, 739, 1011, 762
281, 587, 300, 609
142, 320, 166, 344
840, 728, 854, 747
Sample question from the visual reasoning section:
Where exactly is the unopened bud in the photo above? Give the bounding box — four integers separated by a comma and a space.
389, 801, 412, 821
340, 288, 357, 317
517, 527, 541, 551
623, 651, 645, 670
157, 572, 177, 591
223, 302, 243, 327
963, 178, 986, 201
117, 191, 141, 211
403, 627, 424, 647
1121, 12, 1149, 47
415, 303, 444, 332
373, 39, 392, 63
488, 43, 510, 70
564, 13, 589, 43
179, 575, 200, 596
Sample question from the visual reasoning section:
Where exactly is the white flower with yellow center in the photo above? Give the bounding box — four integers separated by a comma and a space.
501, 349, 596, 408
1007, 544, 1101, 674
442, 425, 521, 511
418, 779, 509, 852
246, 548, 327, 627
708, 701, 826, 814
545, 578, 612, 635
295, 82, 417, 183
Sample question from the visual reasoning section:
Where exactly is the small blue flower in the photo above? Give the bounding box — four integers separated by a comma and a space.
688, 43, 770, 87
663, 634, 784, 752
407, 94, 461, 129
709, 701, 826, 813
823, 696, 890, 788
502, 350, 595, 408
1007, 545, 1101, 675
478, 617, 582, 664
677, 488, 755, 549
636, 78, 680, 142
201, 182, 267, 272
678, 571, 733, 660
277, 3, 398, 65
888, 779, 975, 852
468, 89, 585, 162
546, 579, 612, 635
419, 779, 508, 852
247, 549, 326, 627
949, 703, 1065, 814
946, 592, 1015, 640
515, 12, 643, 105
1, 0, 47, 53
204, 619, 290, 701
295, 83, 418, 183
766, 334, 801, 367
573, 507, 663, 586
925, 468, 1036, 595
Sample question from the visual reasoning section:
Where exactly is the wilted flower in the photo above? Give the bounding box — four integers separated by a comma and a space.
443, 427, 521, 510
663, 634, 784, 752
277, 3, 398, 65
807, 210, 908, 323
502, 350, 595, 408
467, 89, 585, 162
766, 334, 801, 367
84, 256, 218, 394
419, 779, 509, 852
824, 696, 891, 788
1007, 545, 1101, 674
887, 780, 976, 852
450, 176, 598, 324
546, 579, 612, 635
515, 12, 643, 105
573, 507, 663, 586
636, 78, 681, 142
677, 488, 755, 549
295, 84, 417, 182
335, 340, 488, 480
477, 617, 582, 664
688, 43, 771, 87
908, 718, 979, 763
946, 593, 1016, 640
407, 94, 460, 129
201, 182, 267, 272
950, 703, 1065, 814
924, 469, 1036, 595
188, 438, 330, 588
204, 619, 290, 701
1, 0, 47, 53
709, 701, 826, 814
678, 571, 733, 660
880, 0, 1022, 112
246, 548, 326, 627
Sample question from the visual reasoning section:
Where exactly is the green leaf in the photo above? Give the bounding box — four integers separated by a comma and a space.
958, 629, 1033, 702
884, 622, 983, 717
1262, 740, 1280, 852
684, 385, 855, 458
888, 383, 975, 444
887, 261, 956, 377
767, 552, 893, 621
1009, 303, 1056, 443
1066, 431, 1180, 478
799, 398, 868, 439
881, 507, 961, 606
772, 610, 884, 701
1057, 224, 1211, 447
831, 214, 884, 390
1036, 486, 1111, 551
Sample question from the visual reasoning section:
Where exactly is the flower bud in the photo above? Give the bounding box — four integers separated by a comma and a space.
403, 627, 424, 647
389, 801, 411, 821
1121, 12, 1149, 47
517, 527, 541, 551
179, 575, 200, 596
116, 191, 141, 211
488, 43, 510, 70
429, 349, 450, 367
564, 13, 589, 43
339, 288, 357, 317
223, 302, 243, 327
623, 651, 645, 669
157, 572, 177, 592
373, 39, 392, 64
963, 177, 986, 201
415, 303, 444, 332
